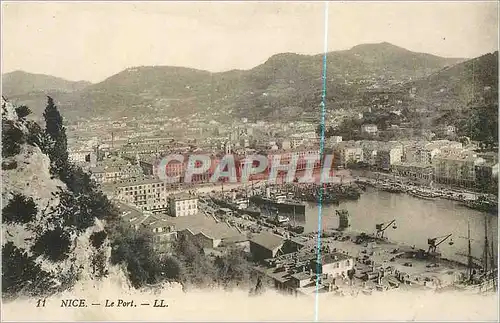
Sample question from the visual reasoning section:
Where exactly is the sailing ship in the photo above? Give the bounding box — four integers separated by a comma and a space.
452, 220, 498, 293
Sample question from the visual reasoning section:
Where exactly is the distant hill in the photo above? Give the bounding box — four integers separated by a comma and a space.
2, 71, 91, 95
407, 51, 498, 110
337, 42, 465, 77
3, 43, 465, 121
2, 71, 92, 119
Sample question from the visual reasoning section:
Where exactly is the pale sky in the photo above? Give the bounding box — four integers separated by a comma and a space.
2, 1, 498, 83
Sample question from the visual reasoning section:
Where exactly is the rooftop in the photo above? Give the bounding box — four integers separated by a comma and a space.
169, 193, 198, 201
114, 201, 164, 226
291, 271, 312, 281
250, 231, 285, 251
161, 215, 241, 240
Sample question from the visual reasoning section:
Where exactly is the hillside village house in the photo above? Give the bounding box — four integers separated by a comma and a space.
329, 136, 343, 145
168, 193, 198, 217
361, 124, 378, 135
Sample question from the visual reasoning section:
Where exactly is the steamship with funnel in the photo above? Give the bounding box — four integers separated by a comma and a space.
249, 186, 306, 217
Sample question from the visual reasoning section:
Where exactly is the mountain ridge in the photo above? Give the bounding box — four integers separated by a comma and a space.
2, 70, 92, 95
1, 42, 476, 120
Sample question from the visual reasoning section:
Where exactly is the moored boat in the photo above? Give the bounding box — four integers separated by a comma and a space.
249, 195, 306, 215
408, 189, 440, 200
379, 183, 406, 194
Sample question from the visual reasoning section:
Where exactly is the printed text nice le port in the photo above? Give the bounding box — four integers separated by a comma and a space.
37, 299, 169, 308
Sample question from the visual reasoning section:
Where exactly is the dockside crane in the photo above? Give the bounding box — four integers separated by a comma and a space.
375, 220, 397, 239
427, 234, 454, 255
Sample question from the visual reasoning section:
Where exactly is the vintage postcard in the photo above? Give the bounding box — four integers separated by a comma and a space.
1, 1, 499, 321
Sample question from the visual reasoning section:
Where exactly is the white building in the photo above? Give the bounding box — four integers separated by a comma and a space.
114, 178, 170, 213
333, 141, 363, 167
311, 253, 354, 278
376, 142, 403, 170
69, 150, 93, 163
361, 124, 378, 135
168, 193, 198, 217
329, 136, 343, 144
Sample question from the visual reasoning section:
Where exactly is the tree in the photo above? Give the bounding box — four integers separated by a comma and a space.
43, 96, 69, 177
159, 256, 183, 281
44, 97, 64, 141
31, 227, 72, 262
172, 235, 218, 286
15, 105, 31, 120
2, 120, 25, 158
2, 242, 53, 298
2, 193, 38, 225
214, 248, 252, 287
90, 231, 108, 249
465, 105, 498, 149
110, 225, 165, 288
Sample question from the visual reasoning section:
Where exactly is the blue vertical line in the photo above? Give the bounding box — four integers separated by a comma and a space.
314, 1, 329, 322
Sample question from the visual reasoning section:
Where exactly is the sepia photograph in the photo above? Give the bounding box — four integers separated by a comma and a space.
1, 1, 499, 321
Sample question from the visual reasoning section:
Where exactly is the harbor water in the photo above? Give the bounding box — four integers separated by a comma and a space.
288, 187, 498, 264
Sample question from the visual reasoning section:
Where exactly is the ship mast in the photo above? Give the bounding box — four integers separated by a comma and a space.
491, 240, 496, 272
467, 222, 473, 283
483, 219, 489, 274
293, 205, 296, 227
491, 240, 497, 292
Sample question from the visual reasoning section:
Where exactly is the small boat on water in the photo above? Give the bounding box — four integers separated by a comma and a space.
408, 189, 441, 200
